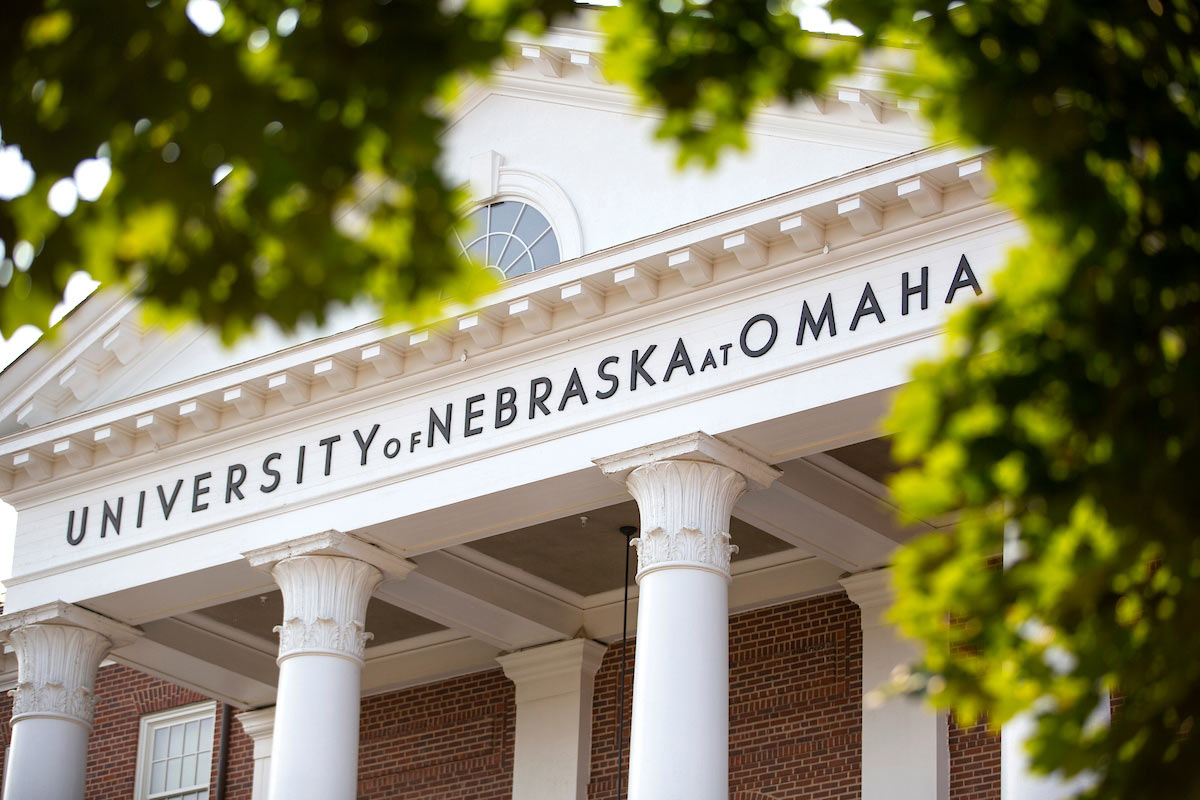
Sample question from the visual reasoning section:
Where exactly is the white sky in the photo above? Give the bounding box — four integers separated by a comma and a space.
0, 0, 855, 595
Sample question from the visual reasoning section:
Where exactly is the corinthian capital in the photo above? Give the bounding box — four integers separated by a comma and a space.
0, 602, 141, 729
270, 555, 383, 663
245, 531, 415, 664
595, 432, 782, 581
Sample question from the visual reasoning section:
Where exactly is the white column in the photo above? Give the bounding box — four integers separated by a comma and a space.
0, 602, 140, 800
498, 638, 607, 800
1002, 700, 1107, 798
596, 432, 780, 800
245, 531, 414, 800
840, 568, 948, 800
236, 707, 276, 800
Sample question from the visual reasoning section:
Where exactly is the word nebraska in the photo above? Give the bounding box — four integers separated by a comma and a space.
62, 255, 982, 547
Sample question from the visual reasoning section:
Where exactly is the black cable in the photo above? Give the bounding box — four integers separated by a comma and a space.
616, 524, 637, 800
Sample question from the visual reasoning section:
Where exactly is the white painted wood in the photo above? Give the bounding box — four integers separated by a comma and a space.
499, 639, 607, 800
840, 569, 949, 800
237, 707, 276, 800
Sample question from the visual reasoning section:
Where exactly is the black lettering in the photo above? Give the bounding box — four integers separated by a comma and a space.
495, 387, 518, 428
797, 294, 837, 344
631, 345, 657, 390
137, 490, 146, 528
66, 507, 88, 546
384, 438, 402, 458
850, 282, 885, 330
558, 369, 589, 411
662, 338, 695, 381
701, 349, 718, 371
529, 377, 553, 418
100, 498, 123, 538
945, 254, 982, 303
720, 343, 733, 365
739, 314, 779, 358
158, 480, 184, 519
296, 445, 306, 485
353, 424, 380, 466
260, 453, 282, 493
595, 356, 620, 400
428, 404, 453, 447
319, 435, 341, 476
464, 394, 486, 436
192, 472, 212, 512
902, 266, 929, 315
409, 430, 422, 452
226, 464, 247, 503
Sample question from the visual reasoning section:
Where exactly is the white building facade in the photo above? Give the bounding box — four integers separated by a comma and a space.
0, 16, 1074, 800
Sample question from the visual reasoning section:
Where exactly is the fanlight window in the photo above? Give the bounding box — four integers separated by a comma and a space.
458, 201, 561, 279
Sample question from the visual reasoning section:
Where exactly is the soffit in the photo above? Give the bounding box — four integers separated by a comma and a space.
194, 589, 445, 648
825, 436, 898, 485
463, 499, 793, 597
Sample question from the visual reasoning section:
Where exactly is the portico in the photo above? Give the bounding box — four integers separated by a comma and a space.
0, 66, 1038, 798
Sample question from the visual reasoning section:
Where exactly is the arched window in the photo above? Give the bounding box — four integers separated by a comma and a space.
457, 201, 561, 279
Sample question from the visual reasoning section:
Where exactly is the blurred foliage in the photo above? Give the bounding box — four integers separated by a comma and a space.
0, 0, 576, 341
4, 1, 1199, 795
609, 1, 1200, 796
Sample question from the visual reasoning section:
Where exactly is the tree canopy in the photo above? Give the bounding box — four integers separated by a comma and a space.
4, 1, 1199, 797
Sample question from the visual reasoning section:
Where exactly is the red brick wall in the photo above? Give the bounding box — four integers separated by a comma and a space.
356, 669, 514, 799
590, 592, 864, 800
949, 716, 1001, 799
0, 593, 1002, 800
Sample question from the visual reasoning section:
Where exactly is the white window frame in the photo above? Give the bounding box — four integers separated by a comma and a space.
132, 701, 218, 800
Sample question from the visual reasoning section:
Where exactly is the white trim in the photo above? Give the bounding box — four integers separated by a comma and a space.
133, 700, 218, 800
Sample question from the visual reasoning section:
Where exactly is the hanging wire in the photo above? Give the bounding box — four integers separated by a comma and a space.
616, 524, 637, 800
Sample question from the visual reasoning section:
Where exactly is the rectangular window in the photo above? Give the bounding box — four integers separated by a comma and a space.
134, 701, 216, 800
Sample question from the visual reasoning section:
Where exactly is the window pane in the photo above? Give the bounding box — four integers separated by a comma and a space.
166, 757, 182, 789
184, 720, 200, 754
465, 236, 486, 265
181, 754, 197, 787
153, 728, 169, 760
169, 725, 185, 757
505, 252, 533, 279
488, 201, 522, 235
513, 207, 550, 247
199, 717, 214, 748
151, 761, 167, 793
530, 230, 560, 271
497, 235, 525, 270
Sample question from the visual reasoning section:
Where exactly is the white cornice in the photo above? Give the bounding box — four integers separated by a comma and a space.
0, 146, 999, 499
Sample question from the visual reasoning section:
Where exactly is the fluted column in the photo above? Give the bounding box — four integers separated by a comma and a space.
244, 531, 414, 800
0, 602, 140, 800
596, 433, 780, 800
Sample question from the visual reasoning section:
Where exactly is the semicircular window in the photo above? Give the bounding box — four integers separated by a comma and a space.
458, 201, 561, 279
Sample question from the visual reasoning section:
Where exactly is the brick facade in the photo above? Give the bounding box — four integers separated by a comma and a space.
949, 716, 1001, 800
0, 592, 1001, 799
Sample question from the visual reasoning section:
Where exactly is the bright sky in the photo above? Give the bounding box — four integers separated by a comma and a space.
0, 0, 856, 595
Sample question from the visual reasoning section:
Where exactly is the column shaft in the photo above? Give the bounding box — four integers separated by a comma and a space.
596, 436, 780, 800
628, 567, 729, 799
244, 542, 384, 800
0, 606, 138, 800
270, 655, 363, 799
